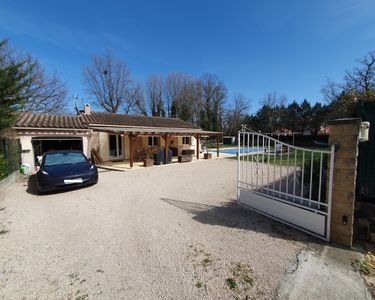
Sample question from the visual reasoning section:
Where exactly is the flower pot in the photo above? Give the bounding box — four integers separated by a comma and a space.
143, 158, 154, 167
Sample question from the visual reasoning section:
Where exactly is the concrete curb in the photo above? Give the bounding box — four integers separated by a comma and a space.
0, 171, 20, 192
275, 243, 372, 300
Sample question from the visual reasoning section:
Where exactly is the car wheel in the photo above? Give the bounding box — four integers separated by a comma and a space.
36, 183, 45, 194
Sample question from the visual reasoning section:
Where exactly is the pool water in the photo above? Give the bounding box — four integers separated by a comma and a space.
208, 147, 265, 155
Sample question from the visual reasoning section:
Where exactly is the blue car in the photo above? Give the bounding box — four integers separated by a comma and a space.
36, 150, 98, 193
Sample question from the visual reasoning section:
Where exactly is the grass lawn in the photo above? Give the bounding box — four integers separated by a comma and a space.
207, 144, 237, 149
235, 148, 329, 167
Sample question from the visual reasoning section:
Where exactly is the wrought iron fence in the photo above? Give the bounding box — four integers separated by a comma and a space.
0, 138, 21, 180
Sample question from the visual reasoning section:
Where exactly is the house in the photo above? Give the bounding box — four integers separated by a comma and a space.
223, 136, 236, 145
12, 104, 221, 171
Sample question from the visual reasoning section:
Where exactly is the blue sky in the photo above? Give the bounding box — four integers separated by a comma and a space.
1, 0, 375, 114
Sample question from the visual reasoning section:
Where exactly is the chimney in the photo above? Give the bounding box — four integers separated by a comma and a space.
83, 103, 91, 115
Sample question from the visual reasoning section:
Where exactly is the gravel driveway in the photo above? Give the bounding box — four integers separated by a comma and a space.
0, 159, 308, 299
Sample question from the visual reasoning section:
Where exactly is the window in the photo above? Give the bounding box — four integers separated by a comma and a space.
148, 136, 159, 146
182, 137, 191, 145
44, 152, 87, 166
109, 134, 123, 159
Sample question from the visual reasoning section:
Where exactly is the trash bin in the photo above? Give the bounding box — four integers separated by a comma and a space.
153, 148, 172, 165
20, 163, 31, 175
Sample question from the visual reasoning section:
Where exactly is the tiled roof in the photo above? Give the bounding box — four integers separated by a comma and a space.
82, 112, 200, 129
14, 112, 200, 130
14, 113, 87, 129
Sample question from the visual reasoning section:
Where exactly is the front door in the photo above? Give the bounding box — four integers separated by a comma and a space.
109, 134, 124, 160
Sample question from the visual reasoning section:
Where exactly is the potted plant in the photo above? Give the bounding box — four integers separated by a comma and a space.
143, 148, 154, 167
204, 152, 212, 159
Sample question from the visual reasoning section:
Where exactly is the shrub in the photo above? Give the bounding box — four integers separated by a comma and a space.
302, 154, 328, 202
0, 154, 8, 180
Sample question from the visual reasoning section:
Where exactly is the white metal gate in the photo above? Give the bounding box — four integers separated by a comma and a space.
237, 128, 335, 241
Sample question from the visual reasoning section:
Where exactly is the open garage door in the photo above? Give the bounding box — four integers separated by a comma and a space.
32, 137, 83, 162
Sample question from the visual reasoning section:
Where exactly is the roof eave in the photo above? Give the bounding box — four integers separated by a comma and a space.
89, 125, 221, 136
87, 123, 200, 130
12, 126, 90, 131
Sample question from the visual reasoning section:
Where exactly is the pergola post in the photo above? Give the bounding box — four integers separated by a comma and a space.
163, 134, 169, 164
129, 133, 137, 168
216, 135, 220, 157
196, 134, 200, 160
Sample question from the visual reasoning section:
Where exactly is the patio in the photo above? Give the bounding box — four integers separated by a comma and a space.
95, 152, 227, 171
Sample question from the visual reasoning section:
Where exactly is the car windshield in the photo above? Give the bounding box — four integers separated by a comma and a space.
44, 152, 87, 166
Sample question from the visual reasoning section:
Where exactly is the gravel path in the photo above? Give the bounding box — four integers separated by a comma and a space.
0, 159, 308, 299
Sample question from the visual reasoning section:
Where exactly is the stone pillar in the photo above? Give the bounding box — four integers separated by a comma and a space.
328, 118, 361, 247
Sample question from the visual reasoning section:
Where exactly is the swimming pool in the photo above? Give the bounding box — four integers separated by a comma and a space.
208, 147, 265, 155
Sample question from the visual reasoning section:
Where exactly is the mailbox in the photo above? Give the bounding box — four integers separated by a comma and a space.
359, 121, 370, 142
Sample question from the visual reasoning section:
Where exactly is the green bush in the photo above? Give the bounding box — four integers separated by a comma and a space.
302, 154, 328, 201
0, 154, 8, 180
0, 139, 21, 180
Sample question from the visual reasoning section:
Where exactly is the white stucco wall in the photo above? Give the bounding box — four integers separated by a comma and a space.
124, 135, 130, 160
82, 136, 89, 157
19, 136, 35, 171
188, 136, 200, 154
99, 132, 110, 161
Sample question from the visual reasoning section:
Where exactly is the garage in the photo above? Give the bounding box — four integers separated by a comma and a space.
31, 137, 83, 162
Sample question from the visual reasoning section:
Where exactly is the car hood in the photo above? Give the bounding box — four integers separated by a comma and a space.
42, 162, 94, 177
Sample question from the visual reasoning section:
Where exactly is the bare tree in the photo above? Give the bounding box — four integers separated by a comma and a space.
145, 74, 164, 117
222, 93, 249, 135
82, 50, 137, 113
321, 51, 375, 118
165, 72, 188, 117
164, 72, 201, 121
345, 51, 375, 101
1, 39, 67, 115
250, 92, 288, 133
199, 74, 227, 131
126, 81, 147, 115
178, 79, 200, 122
262, 91, 287, 107
22, 65, 67, 113
321, 79, 342, 103
191, 79, 203, 124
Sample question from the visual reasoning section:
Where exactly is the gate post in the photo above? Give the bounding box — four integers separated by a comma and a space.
328, 118, 361, 247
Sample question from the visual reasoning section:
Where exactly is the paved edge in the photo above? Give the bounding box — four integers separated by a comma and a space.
274, 243, 373, 300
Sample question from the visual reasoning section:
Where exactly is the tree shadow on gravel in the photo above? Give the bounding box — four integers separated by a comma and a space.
160, 197, 318, 243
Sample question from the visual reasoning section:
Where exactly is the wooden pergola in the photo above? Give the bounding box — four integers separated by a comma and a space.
90, 125, 222, 167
